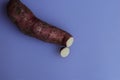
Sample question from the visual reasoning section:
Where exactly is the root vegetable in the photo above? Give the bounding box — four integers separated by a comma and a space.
7, 0, 74, 57
60, 47, 70, 58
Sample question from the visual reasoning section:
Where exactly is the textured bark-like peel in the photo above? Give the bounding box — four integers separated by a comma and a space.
7, 0, 74, 57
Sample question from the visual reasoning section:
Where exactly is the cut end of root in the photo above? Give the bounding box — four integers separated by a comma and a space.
66, 37, 74, 47
60, 47, 70, 58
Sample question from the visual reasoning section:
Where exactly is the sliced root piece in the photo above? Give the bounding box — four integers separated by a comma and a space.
60, 47, 70, 58
66, 37, 74, 47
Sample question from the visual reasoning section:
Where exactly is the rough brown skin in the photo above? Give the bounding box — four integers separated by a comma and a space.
7, 0, 74, 57
7, 0, 73, 47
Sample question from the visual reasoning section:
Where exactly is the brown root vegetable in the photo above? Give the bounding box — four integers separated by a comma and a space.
7, 0, 74, 57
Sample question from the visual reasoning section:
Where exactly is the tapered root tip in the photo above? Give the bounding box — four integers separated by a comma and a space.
60, 47, 70, 57
66, 37, 74, 47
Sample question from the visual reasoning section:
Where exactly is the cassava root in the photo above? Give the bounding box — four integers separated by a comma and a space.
60, 47, 70, 57
7, 0, 74, 57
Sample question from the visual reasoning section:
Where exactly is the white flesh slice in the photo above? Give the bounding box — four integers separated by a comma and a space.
66, 37, 74, 47
60, 47, 70, 58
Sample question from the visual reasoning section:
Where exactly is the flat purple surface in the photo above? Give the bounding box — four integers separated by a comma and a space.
0, 0, 120, 80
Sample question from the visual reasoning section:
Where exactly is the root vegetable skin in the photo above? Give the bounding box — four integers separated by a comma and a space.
7, 0, 74, 57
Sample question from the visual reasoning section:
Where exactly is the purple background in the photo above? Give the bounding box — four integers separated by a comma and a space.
0, 0, 120, 80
